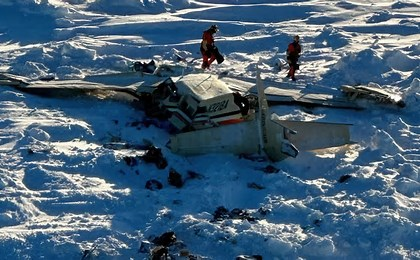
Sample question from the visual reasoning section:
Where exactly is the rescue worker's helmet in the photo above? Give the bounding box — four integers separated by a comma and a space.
209, 24, 219, 33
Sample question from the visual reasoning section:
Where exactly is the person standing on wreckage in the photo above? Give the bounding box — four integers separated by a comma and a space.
286, 35, 301, 81
200, 24, 224, 69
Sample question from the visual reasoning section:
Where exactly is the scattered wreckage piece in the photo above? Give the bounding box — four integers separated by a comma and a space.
131, 59, 157, 74
341, 83, 405, 108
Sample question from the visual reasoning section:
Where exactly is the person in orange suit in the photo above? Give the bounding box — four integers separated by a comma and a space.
286, 35, 301, 81
200, 25, 223, 69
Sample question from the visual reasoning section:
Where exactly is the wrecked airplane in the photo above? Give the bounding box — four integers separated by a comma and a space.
0, 65, 354, 161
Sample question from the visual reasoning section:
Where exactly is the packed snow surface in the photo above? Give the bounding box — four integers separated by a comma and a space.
0, 0, 419, 259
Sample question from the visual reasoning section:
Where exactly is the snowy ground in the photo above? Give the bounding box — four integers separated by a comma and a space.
0, 0, 419, 259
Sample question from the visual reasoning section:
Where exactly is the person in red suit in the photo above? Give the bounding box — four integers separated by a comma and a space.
286, 35, 301, 81
200, 25, 224, 69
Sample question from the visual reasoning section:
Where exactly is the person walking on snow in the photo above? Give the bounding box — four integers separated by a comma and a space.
200, 25, 224, 69
286, 35, 301, 81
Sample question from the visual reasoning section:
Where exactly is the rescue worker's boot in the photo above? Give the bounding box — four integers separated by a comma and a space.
201, 61, 209, 69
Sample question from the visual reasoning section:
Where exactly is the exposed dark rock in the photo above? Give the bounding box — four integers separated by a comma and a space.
145, 179, 163, 191
338, 174, 352, 183
150, 245, 168, 260
168, 168, 183, 188
142, 146, 168, 169
262, 165, 279, 173
152, 231, 177, 247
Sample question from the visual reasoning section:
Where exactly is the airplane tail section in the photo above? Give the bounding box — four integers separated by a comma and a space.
272, 116, 352, 151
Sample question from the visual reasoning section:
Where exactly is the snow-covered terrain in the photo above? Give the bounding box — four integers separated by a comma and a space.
0, 0, 419, 259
